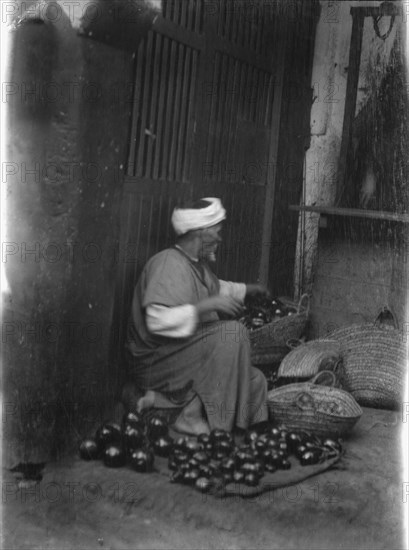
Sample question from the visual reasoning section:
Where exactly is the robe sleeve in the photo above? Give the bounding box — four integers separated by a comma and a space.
143, 251, 197, 308
146, 304, 198, 338
219, 280, 246, 303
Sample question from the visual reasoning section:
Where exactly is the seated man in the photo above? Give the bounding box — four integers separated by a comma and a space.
125, 197, 268, 435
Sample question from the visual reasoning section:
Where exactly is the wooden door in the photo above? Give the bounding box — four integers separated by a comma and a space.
111, 0, 286, 369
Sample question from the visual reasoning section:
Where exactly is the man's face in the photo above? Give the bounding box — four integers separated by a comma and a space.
199, 223, 223, 262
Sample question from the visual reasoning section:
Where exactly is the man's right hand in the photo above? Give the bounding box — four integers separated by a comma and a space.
196, 296, 244, 318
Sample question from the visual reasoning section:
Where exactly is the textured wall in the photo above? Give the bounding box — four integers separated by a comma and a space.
293, 1, 407, 338
3, 1, 157, 467
294, 1, 406, 296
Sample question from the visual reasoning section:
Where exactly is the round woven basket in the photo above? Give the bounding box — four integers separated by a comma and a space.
267, 373, 363, 438
250, 294, 310, 365
277, 339, 342, 379
324, 310, 406, 410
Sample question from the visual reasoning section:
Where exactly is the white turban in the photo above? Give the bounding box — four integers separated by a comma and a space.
171, 197, 226, 236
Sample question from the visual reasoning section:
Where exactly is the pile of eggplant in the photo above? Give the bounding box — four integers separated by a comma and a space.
168, 425, 342, 493
79, 416, 342, 493
238, 295, 297, 330
79, 412, 173, 472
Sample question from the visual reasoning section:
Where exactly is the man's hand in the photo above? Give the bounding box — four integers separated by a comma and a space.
245, 283, 270, 296
196, 296, 244, 318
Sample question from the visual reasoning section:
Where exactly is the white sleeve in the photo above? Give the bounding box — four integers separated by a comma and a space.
146, 304, 198, 338
219, 280, 246, 303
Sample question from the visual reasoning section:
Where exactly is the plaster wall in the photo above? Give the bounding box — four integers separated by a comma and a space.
294, 0, 404, 297
293, 1, 407, 337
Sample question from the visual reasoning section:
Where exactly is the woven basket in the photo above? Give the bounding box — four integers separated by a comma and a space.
267, 373, 363, 438
277, 339, 342, 379
324, 309, 406, 410
250, 294, 310, 365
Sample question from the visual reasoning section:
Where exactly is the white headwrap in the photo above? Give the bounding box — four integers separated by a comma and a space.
171, 197, 226, 236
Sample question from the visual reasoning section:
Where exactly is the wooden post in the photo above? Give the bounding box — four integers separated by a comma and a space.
257, 20, 287, 285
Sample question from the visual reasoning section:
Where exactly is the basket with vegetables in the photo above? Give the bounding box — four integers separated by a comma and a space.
267, 372, 362, 438
238, 293, 310, 365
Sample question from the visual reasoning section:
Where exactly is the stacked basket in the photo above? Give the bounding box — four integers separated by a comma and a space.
250, 294, 310, 365
323, 312, 406, 410
277, 339, 344, 384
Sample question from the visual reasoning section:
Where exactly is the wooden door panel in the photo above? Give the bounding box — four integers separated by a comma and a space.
112, 0, 286, 366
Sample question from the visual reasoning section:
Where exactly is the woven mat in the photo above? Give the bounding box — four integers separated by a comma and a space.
154, 443, 343, 499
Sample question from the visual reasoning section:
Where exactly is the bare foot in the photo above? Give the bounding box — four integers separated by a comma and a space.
172, 396, 210, 436
136, 390, 156, 413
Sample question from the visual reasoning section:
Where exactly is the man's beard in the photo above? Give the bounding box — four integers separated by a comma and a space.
206, 251, 217, 262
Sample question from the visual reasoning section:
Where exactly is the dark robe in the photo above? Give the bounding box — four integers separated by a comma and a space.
125, 247, 267, 430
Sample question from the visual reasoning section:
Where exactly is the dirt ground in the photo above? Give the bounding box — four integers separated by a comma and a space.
2, 407, 406, 550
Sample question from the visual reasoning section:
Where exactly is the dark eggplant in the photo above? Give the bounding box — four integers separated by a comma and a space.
240, 461, 260, 475
183, 469, 200, 485
79, 438, 100, 460
222, 471, 233, 484
212, 450, 228, 461
196, 477, 212, 492
172, 451, 190, 465
174, 437, 189, 451
299, 449, 321, 466
279, 458, 291, 470
264, 451, 282, 468
235, 450, 255, 466
244, 430, 259, 444
244, 472, 260, 487
220, 457, 236, 474
178, 462, 191, 474
130, 447, 154, 472
95, 422, 122, 451
253, 439, 267, 455
184, 439, 204, 455
197, 433, 211, 446
212, 439, 233, 456
265, 438, 279, 450
286, 432, 304, 453
188, 458, 200, 469
233, 470, 245, 483
122, 411, 145, 431
269, 427, 281, 439
103, 444, 126, 468
209, 429, 232, 444
265, 462, 277, 473
322, 438, 342, 453
123, 424, 146, 453
192, 451, 210, 465
153, 435, 174, 457
147, 416, 168, 440
199, 464, 213, 478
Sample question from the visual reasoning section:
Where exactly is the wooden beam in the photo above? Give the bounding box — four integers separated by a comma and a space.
335, 8, 365, 205
257, 22, 287, 285
289, 204, 409, 223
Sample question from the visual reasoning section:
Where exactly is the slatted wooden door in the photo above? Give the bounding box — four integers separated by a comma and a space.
190, 0, 286, 282
111, 0, 286, 369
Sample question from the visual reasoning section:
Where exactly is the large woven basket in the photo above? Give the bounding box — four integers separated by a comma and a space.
324, 310, 406, 410
277, 339, 342, 379
250, 294, 310, 365
267, 373, 363, 438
